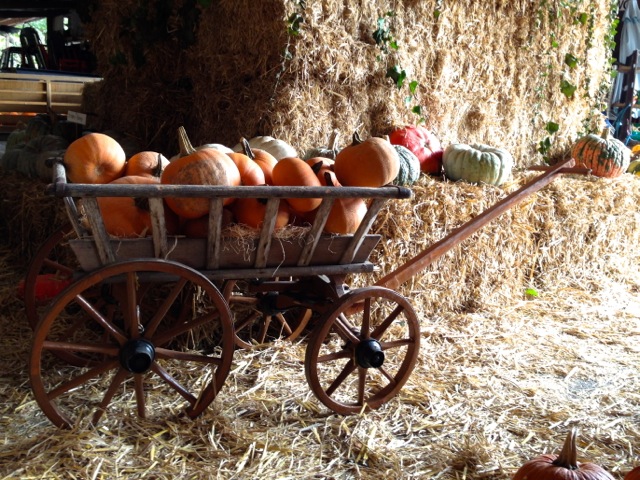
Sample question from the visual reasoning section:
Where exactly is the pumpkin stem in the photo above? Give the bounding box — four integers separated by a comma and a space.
351, 131, 363, 146
178, 126, 197, 156
151, 153, 163, 178
310, 161, 324, 174
240, 137, 256, 160
551, 429, 579, 471
324, 171, 337, 187
328, 129, 340, 151
600, 128, 610, 140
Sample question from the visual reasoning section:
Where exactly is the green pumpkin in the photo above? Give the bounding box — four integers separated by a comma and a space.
443, 143, 513, 186
626, 158, 640, 175
392, 144, 421, 185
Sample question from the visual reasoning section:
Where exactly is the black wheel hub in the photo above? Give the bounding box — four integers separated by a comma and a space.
119, 338, 155, 373
355, 338, 385, 369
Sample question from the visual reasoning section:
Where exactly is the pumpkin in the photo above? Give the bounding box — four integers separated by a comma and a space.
392, 144, 421, 185
442, 143, 513, 186
237, 137, 279, 185
624, 466, 640, 480
303, 130, 341, 160
233, 196, 290, 230
125, 151, 169, 178
200, 143, 234, 154
233, 135, 297, 160
513, 430, 615, 480
63, 132, 127, 184
571, 129, 630, 178
226, 151, 266, 186
389, 125, 443, 174
322, 173, 368, 234
333, 132, 400, 187
272, 156, 323, 212
161, 127, 240, 219
96, 175, 179, 238
307, 157, 336, 186
627, 158, 640, 175
181, 208, 234, 238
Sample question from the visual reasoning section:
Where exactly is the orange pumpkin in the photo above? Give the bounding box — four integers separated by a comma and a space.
309, 159, 338, 186
125, 151, 169, 178
233, 197, 290, 230
334, 132, 400, 187
97, 175, 179, 238
63, 132, 127, 184
238, 137, 278, 184
181, 208, 234, 238
322, 173, 367, 234
226, 151, 266, 186
271, 156, 323, 212
162, 127, 241, 219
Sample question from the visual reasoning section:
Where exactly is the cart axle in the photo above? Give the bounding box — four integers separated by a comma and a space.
119, 338, 155, 374
355, 339, 385, 368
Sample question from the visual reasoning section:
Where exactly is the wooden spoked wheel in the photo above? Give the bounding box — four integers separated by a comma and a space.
23, 224, 76, 329
29, 259, 235, 428
304, 286, 420, 415
222, 279, 313, 349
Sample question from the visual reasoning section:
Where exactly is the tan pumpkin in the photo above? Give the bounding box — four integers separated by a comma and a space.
161, 127, 241, 219
125, 151, 169, 178
63, 132, 126, 184
271, 156, 323, 212
333, 132, 399, 187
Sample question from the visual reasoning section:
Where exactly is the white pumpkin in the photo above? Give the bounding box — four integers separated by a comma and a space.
233, 135, 297, 160
170, 142, 233, 162
442, 143, 513, 186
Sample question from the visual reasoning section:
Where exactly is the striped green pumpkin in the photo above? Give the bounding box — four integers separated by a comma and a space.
570, 129, 630, 178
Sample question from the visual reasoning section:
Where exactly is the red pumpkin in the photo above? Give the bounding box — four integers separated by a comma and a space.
389, 125, 443, 174
625, 466, 640, 480
513, 430, 614, 480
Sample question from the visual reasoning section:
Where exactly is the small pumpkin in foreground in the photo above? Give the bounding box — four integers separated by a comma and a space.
626, 158, 640, 175
571, 129, 630, 178
63, 132, 126, 184
389, 125, 443, 174
162, 127, 240, 219
334, 132, 400, 187
443, 143, 513, 186
513, 429, 614, 480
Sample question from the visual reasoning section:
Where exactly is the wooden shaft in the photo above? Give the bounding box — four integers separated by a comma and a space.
375, 157, 578, 291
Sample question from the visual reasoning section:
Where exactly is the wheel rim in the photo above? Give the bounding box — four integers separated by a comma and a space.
222, 279, 313, 349
29, 259, 235, 428
304, 286, 420, 415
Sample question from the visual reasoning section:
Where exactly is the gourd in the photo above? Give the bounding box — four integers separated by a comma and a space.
627, 158, 640, 175
513, 430, 614, 480
233, 135, 297, 160
391, 144, 421, 185
63, 132, 127, 184
333, 132, 400, 187
271, 156, 323, 212
303, 130, 340, 160
97, 175, 178, 238
624, 466, 640, 480
238, 137, 279, 185
571, 129, 630, 178
442, 143, 513, 186
233, 197, 290, 230
161, 126, 240, 219
125, 151, 169, 178
389, 125, 443, 174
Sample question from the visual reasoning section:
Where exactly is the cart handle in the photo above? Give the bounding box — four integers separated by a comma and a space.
374, 157, 588, 291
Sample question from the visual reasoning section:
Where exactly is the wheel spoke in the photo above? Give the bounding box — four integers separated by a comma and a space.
145, 278, 189, 337
125, 272, 140, 338
326, 360, 357, 396
152, 311, 219, 346
43, 340, 118, 356
134, 375, 146, 418
151, 363, 197, 404
274, 312, 294, 335
92, 368, 129, 425
317, 348, 351, 363
42, 258, 74, 276
48, 360, 119, 400
378, 366, 397, 385
75, 293, 127, 344
361, 298, 371, 337
333, 314, 360, 344
357, 368, 366, 405
234, 310, 261, 332
380, 338, 414, 350
370, 305, 404, 340
155, 347, 223, 365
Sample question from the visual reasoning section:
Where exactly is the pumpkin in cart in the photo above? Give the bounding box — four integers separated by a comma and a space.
226, 151, 266, 186
389, 125, 443, 174
233, 135, 297, 160
442, 143, 513, 186
233, 196, 291, 230
271, 156, 323, 212
322, 172, 368, 234
162, 127, 241, 219
237, 137, 279, 184
333, 132, 400, 187
96, 175, 179, 238
513, 429, 614, 480
570, 129, 630, 178
125, 151, 169, 178
63, 132, 126, 184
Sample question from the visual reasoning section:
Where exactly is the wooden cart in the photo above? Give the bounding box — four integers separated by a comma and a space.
24, 157, 585, 428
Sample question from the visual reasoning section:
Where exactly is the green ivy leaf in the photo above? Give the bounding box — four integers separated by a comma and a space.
409, 80, 419, 95
525, 288, 539, 297
412, 105, 423, 116
564, 53, 578, 69
545, 121, 559, 134
386, 65, 406, 88
577, 12, 588, 25
560, 80, 577, 98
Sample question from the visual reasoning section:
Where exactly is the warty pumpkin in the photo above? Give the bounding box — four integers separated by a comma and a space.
161, 126, 240, 219
125, 151, 169, 178
96, 175, 179, 238
442, 143, 513, 186
513, 429, 614, 480
389, 125, 443, 174
63, 132, 126, 184
391, 144, 421, 186
302, 130, 341, 161
271, 156, 323, 212
333, 132, 400, 187
571, 129, 630, 178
